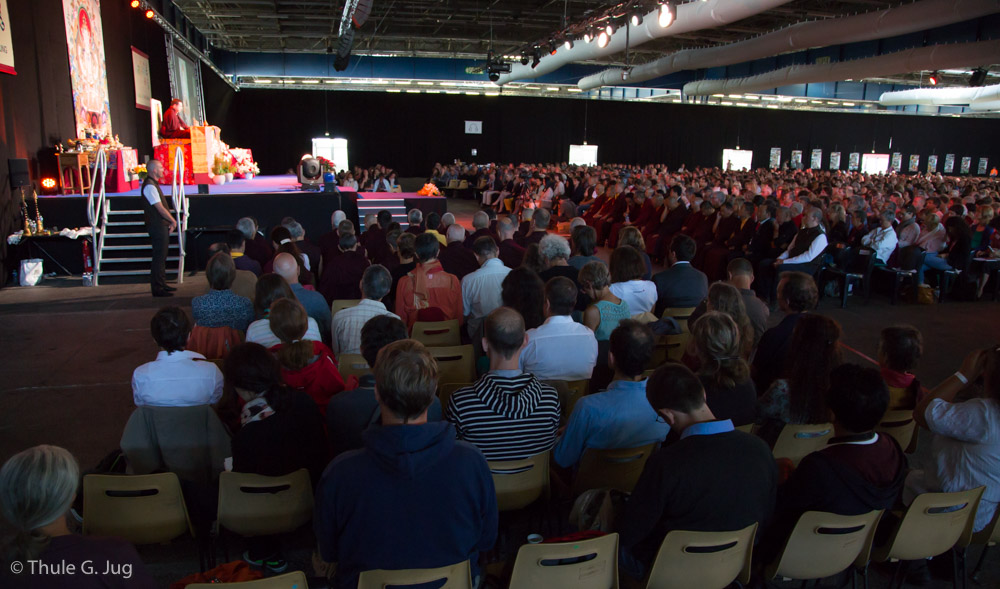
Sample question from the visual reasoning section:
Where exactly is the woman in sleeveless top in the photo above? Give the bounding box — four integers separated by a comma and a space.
579, 260, 630, 341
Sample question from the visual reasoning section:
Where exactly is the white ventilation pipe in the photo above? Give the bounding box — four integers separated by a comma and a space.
496, 0, 793, 85
969, 100, 1000, 111
681, 39, 1000, 96
579, 0, 1000, 91
878, 83, 1000, 105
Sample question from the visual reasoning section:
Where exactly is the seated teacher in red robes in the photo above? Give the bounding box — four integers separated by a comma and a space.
160, 99, 191, 139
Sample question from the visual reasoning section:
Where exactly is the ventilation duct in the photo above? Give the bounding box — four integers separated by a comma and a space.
969, 100, 1000, 111
878, 83, 1000, 106
578, 0, 1000, 91
495, 0, 793, 85
681, 40, 1000, 96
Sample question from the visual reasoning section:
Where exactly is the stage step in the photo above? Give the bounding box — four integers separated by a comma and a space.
109, 209, 144, 216
99, 256, 180, 264
98, 269, 179, 277
103, 244, 179, 251
106, 221, 145, 227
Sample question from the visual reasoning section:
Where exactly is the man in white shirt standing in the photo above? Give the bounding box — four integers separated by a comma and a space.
520, 276, 598, 381
461, 236, 510, 340
331, 264, 400, 355
132, 306, 223, 407
141, 160, 177, 297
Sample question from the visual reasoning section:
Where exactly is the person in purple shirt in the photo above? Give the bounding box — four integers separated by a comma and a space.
318, 232, 371, 304
0, 445, 156, 589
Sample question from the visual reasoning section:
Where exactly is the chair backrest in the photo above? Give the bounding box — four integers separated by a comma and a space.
411, 319, 462, 347
771, 423, 834, 466
186, 571, 309, 588
488, 451, 550, 512
337, 353, 371, 379
331, 299, 361, 316
649, 333, 689, 367
646, 523, 757, 589
767, 510, 883, 581
391, 185, 402, 193
660, 307, 697, 332
458, 180, 469, 189
543, 379, 590, 418
509, 532, 619, 589
735, 423, 754, 434
82, 472, 193, 544
187, 324, 244, 360
876, 410, 917, 454
430, 345, 476, 386
217, 469, 314, 537
358, 560, 472, 589
572, 443, 656, 498
438, 382, 472, 409
895, 246, 925, 272
878, 487, 985, 562
446, 179, 460, 189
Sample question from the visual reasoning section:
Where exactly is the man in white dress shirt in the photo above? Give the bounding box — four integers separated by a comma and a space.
132, 306, 223, 407
861, 210, 899, 264
331, 264, 400, 355
519, 276, 598, 381
461, 236, 511, 340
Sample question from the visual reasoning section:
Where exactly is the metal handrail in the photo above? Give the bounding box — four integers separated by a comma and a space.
85, 148, 109, 286
171, 147, 188, 283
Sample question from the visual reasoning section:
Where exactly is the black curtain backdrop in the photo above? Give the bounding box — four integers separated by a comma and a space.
0, 0, 173, 283
201, 81, 1000, 179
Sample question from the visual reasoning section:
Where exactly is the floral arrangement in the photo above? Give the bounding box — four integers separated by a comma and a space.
417, 183, 441, 196
212, 153, 232, 176
317, 157, 336, 173
229, 148, 259, 178
132, 164, 148, 181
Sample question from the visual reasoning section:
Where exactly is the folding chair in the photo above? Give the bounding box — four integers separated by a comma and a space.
876, 410, 918, 454
543, 379, 589, 419
216, 469, 314, 560
572, 443, 656, 497
411, 319, 462, 347
358, 560, 472, 589
509, 533, 619, 589
820, 248, 876, 308
488, 451, 550, 512
431, 345, 476, 387
331, 299, 361, 316
765, 510, 883, 588
187, 571, 308, 588
648, 333, 689, 368
646, 522, 757, 589
771, 423, 834, 466
873, 487, 985, 589
970, 506, 1000, 581
660, 306, 697, 333
337, 353, 371, 379
438, 382, 473, 410
874, 246, 926, 305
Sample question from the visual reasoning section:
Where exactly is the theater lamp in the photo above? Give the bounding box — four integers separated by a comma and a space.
297, 155, 323, 191
658, 2, 676, 28
145, 9, 154, 18
130, 0, 140, 7
40, 178, 58, 195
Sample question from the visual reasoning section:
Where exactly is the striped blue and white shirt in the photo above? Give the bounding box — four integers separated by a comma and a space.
446, 370, 560, 462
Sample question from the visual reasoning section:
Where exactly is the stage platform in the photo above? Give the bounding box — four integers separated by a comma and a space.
28, 175, 447, 275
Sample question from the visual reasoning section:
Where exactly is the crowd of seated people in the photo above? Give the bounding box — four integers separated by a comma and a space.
334, 164, 398, 192
3, 163, 1000, 588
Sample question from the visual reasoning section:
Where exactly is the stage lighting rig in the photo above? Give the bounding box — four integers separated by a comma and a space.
485, 52, 511, 82
658, 2, 676, 28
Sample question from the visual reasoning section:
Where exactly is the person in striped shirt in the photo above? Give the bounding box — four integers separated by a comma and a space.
446, 307, 561, 462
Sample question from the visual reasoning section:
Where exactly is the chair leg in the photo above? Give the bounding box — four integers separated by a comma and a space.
889, 561, 905, 589
841, 276, 850, 308
862, 564, 870, 589
971, 545, 991, 581
891, 274, 901, 305
953, 547, 961, 589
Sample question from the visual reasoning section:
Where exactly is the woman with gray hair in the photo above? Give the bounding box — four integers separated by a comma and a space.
538, 234, 588, 312
0, 445, 155, 587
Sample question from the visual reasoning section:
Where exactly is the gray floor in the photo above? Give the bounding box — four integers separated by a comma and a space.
1, 197, 998, 587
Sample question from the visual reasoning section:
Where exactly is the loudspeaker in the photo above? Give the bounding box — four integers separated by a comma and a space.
197, 184, 209, 194
8, 159, 29, 189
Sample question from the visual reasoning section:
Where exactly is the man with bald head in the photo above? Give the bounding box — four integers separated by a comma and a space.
142, 159, 176, 297
274, 252, 331, 344
496, 216, 525, 269
445, 307, 561, 461
438, 224, 479, 281
463, 211, 492, 249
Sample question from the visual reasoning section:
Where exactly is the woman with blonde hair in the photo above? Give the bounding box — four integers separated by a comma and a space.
691, 311, 756, 426
268, 298, 346, 415
0, 445, 155, 588
706, 282, 755, 360
617, 225, 653, 280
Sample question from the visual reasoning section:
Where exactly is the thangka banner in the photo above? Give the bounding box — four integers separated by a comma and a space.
0, 0, 14, 75
979, 158, 989, 175
891, 153, 902, 172
810, 149, 822, 170
848, 153, 860, 171
769, 148, 781, 169
961, 157, 972, 174
944, 154, 955, 173
908, 155, 920, 173
791, 150, 803, 169
927, 155, 938, 174
829, 152, 841, 170
63, 0, 112, 137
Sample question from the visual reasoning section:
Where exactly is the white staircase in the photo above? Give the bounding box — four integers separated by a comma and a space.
87, 148, 189, 285
357, 197, 408, 231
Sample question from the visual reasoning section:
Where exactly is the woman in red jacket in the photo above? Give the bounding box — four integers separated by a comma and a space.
268, 298, 346, 415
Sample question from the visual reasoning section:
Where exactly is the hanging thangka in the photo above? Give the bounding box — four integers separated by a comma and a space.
62, 0, 112, 138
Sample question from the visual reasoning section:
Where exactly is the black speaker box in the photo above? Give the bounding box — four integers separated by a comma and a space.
8, 159, 29, 189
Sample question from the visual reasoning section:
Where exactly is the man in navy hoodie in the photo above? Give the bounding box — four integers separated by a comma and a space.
314, 339, 498, 588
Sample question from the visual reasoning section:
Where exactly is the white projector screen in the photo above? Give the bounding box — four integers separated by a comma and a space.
569, 144, 598, 166
861, 153, 890, 175
311, 137, 349, 173
723, 149, 753, 171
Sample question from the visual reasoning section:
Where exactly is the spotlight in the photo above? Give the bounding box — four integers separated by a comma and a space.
563, 36, 574, 50
41, 178, 57, 190
583, 30, 593, 43
969, 68, 988, 87
597, 31, 610, 48
520, 53, 529, 66
928, 71, 939, 85
145, 8, 154, 18
531, 47, 541, 68
129, 0, 140, 8
629, 11, 643, 26
548, 40, 558, 55
658, 2, 676, 28
605, 22, 615, 36
489, 72, 500, 82
622, 68, 631, 81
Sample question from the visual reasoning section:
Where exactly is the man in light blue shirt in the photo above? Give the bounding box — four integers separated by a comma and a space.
553, 319, 668, 468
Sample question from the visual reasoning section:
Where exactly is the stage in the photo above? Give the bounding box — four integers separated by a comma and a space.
27, 175, 447, 275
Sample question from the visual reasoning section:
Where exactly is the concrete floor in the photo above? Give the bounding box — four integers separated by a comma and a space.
1, 196, 998, 587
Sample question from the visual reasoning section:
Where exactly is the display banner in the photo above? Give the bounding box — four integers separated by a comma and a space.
848, 153, 860, 171
829, 152, 841, 170
944, 154, 955, 173
979, 158, 989, 175
810, 149, 822, 169
961, 157, 972, 174
791, 150, 803, 169
927, 155, 938, 174
63, 0, 112, 137
0, 0, 14, 75
131, 46, 150, 110
769, 147, 781, 169
908, 155, 920, 173
891, 153, 903, 172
